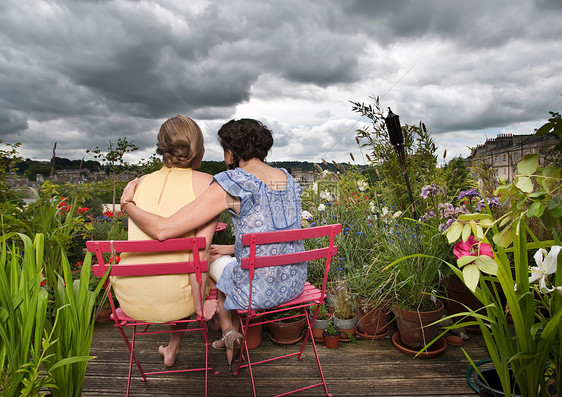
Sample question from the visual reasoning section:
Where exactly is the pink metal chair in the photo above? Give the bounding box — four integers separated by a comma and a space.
233, 224, 341, 397
86, 237, 218, 397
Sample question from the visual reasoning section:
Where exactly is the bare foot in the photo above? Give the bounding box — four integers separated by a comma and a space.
158, 344, 179, 367
203, 299, 219, 320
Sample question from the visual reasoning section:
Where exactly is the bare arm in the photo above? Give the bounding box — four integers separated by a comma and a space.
121, 179, 240, 241
188, 214, 219, 319
210, 244, 235, 262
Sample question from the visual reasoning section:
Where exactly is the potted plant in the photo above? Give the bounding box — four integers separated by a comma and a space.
323, 318, 340, 349
327, 281, 357, 340
265, 307, 306, 345
444, 153, 561, 397
309, 303, 332, 342
379, 182, 466, 351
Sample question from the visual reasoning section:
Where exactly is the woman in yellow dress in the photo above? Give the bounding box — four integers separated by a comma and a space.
114, 115, 219, 366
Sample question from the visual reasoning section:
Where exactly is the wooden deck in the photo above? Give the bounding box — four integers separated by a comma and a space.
83, 321, 490, 396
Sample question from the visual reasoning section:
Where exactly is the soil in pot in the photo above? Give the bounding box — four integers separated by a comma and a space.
392, 299, 444, 350
473, 368, 522, 397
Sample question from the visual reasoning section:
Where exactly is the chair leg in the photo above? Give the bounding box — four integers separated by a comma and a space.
234, 315, 258, 396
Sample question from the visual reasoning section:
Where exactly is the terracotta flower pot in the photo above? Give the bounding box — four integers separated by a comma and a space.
323, 331, 340, 349
245, 315, 264, 350
311, 313, 333, 342
266, 317, 306, 345
445, 276, 485, 333
392, 299, 444, 350
334, 315, 358, 340
356, 303, 392, 337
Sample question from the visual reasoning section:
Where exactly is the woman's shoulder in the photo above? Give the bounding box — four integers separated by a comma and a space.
192, 170, 213, 183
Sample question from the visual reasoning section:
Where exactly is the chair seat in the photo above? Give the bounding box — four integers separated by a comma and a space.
112, 307, 197, 326
237, 282, 324, 314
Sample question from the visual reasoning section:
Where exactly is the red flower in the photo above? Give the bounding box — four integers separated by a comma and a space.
75, 261, 83, 267
109, 256, 121, 264
453, 236, 494, 259
78, 207, 89, 213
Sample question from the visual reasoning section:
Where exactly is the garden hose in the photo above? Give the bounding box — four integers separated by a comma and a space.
465, 358, 492, 393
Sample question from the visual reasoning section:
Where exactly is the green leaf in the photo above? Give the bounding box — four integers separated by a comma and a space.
462, 223, 472, 242
446, 221, 463, 243
517, 153, 539, 175
515, 176, 533, 193
493, 225, 514, 248
526, 201, 545, 218
457, 255, 477, 268
475, 224, 484, 240
475, 255, 498, 275
543, 165, 560, 179
457, 213, 493, 222
49, 355, 95, 371
462, 264, 480, 292
547, 195, 562, 217
534, 121, 552, 137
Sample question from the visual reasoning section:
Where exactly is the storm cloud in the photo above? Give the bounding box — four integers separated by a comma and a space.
1, 0, 560, 163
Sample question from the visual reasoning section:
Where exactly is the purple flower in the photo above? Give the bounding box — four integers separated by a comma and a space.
459, 189, 481, 200
419, 210, 436, 222
439, 218, 455, 232
420, 184, 445, 199
476, 197, 501, 211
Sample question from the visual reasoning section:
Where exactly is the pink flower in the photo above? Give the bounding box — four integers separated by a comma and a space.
453, 236, 494, 259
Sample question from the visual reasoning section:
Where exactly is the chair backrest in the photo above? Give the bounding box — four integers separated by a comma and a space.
240, 224, 341, 310
86, 237, 208, 317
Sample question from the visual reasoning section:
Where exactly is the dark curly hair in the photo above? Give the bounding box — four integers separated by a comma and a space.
218, 119, 273, 168
156, 115, 204, 168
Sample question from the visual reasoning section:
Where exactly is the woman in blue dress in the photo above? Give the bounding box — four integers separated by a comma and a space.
120, 118, 306, 369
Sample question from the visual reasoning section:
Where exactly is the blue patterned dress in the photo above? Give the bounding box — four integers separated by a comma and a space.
214, 168, 307, 311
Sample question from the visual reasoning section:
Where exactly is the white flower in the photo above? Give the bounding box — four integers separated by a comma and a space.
317, 204, 326, 212
392, 211, 403, 219
357, 180, 368, 192
321, 170, 330, 178
319, 190, 333, 202
369, 201, 375, 213
301, 210, 313, 220
312, 182, 318, 193
382, 207, 388, 216
529, 246, 561, 293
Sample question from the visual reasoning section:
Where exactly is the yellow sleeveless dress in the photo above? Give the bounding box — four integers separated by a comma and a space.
111, 166, 199, 323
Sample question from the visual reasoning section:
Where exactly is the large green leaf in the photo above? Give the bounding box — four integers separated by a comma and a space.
493, 225, 515, 248
517, 153, 539, 175
446, 221, 463, 243
515, 176, 533, 193
475, 255, 498, 275
462, 264, 480, 292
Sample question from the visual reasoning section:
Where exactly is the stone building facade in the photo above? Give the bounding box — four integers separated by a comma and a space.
467, 133, 560, 182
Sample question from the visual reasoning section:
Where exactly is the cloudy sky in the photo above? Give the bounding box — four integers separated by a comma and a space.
1, 0, 561, 166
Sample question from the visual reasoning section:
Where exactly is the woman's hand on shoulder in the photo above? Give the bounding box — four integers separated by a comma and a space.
120, 176, 146, 205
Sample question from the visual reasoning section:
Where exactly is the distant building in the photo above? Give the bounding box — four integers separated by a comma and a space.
290, 168, 318, 189
467, 133, 560, 183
